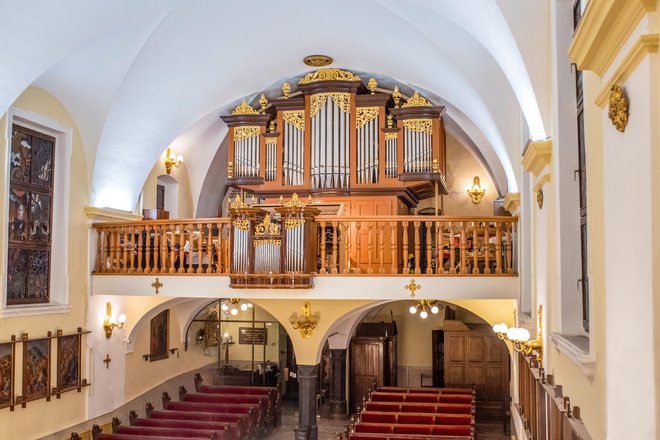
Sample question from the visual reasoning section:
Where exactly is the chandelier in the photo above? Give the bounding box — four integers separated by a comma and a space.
220, 298, 253, 316
408, 300, 440, 319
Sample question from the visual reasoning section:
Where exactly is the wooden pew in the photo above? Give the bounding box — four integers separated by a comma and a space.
354, 422, 474, 438
177, 391, 271, 433
196, 384, 281, 427
92, 424, 216, 440
131, 418, 242, 440
348, 434, 472, 440
370, 392, 474, 405
365, 401, 474, 415
377, 386, 474, 395
115, 425, 226, 439
162, 399, 262, 438
141, 409, 250, 440
359, 410, 473, 426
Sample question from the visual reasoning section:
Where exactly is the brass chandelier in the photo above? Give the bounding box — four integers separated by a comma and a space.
409, 299, 440, 319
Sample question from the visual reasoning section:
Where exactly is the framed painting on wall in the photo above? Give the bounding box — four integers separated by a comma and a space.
0, 341, 15, 409
56, 334, 80, 393
150, 310, 169, 361
22, 337, 50, 402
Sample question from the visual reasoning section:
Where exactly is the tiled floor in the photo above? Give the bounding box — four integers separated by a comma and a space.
268, 405, 349, 440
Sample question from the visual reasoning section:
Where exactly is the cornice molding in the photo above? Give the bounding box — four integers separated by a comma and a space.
595, 33, 659, 107
503, 192, 520, 216
569, 0, 656, 76
533, 173, 552, 193
551, 333, 597, 378
85, 206, 143, 222
522, 139, 552, 176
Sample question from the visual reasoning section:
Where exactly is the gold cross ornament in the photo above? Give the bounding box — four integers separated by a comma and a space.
405, 279, 421, 297
103, 354, 112, 369
151, 277, 163, 294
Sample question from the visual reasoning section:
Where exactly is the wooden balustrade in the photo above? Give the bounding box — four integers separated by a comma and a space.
92, 215, 517, 277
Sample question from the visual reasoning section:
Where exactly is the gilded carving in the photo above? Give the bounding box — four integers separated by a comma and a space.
253, 238, 282, 247
299, 68, 361, 84
385, 132, 398, 141
282, 82, 291, 99
608, 85, 628, 132
231, 99, 259, 115
367, 78, 377, 94
285, 218, 305, 230
356, 107, 379, 129
281, 192, 307, 208
536, 188, 544, 209
303, 55, 333, 67
392, 86, 402, 108
402, 91, 432, 108
233, 126, 260, 142
254, 214, 281, 236
229, 195, 248, 209
310, 93, 351, 117
403, 118, 433, 134
265, 137, 278, 145
227, 161, 234, 179
283, 110, 306, 131
232, 219, 249, 230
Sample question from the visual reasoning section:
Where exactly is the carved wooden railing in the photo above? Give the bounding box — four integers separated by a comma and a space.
92, 215, 517, 283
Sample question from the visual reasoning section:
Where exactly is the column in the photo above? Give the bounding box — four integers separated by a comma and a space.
329, 349, 347, 418
297, 364, 318, 440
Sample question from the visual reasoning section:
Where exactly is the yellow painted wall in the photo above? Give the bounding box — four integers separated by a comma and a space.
0, 87, 90, 438
141, 154, 193, 218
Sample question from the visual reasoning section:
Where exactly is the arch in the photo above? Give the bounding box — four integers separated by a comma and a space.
156, 173, 179, 217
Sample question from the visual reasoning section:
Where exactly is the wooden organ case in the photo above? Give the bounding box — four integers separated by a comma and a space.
222, 68, 450, 288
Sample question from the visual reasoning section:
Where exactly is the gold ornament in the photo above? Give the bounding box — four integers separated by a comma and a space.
229, 195, 248, 210
405, 279, 421, 297
403, 118, 433, 134
282, 192, 307, 208
232, 219, 249, 230
227, 162, 234, 179
290, 301, 318, 338
233, 126, 260, 142
231, 99, 259, 115
402, 91, 432, 108
283, 110, 306, 131
537, 188, 544, 209
254, 214, 281, 236
392, 86, 402, 108
310, 92, 351, 117
265, 137, 278, 145
367, 78, 378, 94
356, 107, 379, 129
259, 94, 268, 113
299, 68, 361, 84
385, 132, 398, 141
608, 85, 628, 132
282, 82, 291, 99
303, 55, 333, 67
253, 238, 282, 247
432, 159, 439, 173
285, 218, 305, 229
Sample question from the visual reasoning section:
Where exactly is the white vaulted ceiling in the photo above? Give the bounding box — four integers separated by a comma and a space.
0, 0, 550, 212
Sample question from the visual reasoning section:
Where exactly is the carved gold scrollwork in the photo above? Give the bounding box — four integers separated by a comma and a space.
402, 91, 432, 108
229, 195, 248, 209
285, 218, 305, 230
299, 68, 361, 84
310, 93, 351, 118
281, 192, 307, 208
233, 126, 260, 142
403, 118, 433, 134
232, 219, 250, 230
608, 85, 628, 132
265, 137, 278, 145
253, 238, 282, 247
254, 214, 281, 236
231, 99, 259, 115
385, 132, 398, 141
356, 107, 379, 129
283, 110, 306, 131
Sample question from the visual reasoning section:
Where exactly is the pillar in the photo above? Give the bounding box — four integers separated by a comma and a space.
297, 364, 318, 440
329, 349, 347, 417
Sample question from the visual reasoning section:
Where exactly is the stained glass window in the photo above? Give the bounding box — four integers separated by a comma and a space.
7, 125, 54, 305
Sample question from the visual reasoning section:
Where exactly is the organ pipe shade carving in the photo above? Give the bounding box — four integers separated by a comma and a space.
402, 91, 432, 107
254, 214, 280, 236
231, 99, 259, 115
310, 93, 351, 117
298, 68, 361, 84
356, 107, 379, 129
402, 119, 433, 134
282, 111, 305, 131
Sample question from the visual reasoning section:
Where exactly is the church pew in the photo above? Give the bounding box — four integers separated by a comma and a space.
115, 425, 224, 439
377, 386, 474, 395
365, 401, 474, 415
132, 418, 242, 440
197, 384, 281, 426
145, 410, 249, 440
359, 410, 474, 426
163, 400, 263, 437
348, 434, 472, 440
92, 424, 218, 440
354, 422, 474, 438
179, 392, 271, 432
370, 392, 474, 404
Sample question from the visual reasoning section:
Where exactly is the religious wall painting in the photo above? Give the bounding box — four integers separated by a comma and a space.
57, 334, 80, 393
22, 338, 50, 402
8, 189, 28, 240
0, 342, 14, 409
204, 310, 220, 348
150, 310, 169, 361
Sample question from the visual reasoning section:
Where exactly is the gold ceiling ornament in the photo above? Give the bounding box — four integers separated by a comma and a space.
281, 192, 307, 208
227, 161, 234, 179
285, 218, 306, 230
290, 301, 318, 338
356, 107, 379, 129
231, 99, 259, 115
367, 78, 378, 94
385, 132, 398, 141
232, 219, 250, 230
299, 68, 361, 84
233, 126, 260, 142
259, 93, 268, 113
392, 86, 402, 108
253, 238, 282, 247
282, 82, 291, 99
536, 188, 544, 209
403, 118, 433, 134
309, 92, 351, 117
229, 195, 248, 210
265, 137, 278, 145
608, 85, 628, 132
283, 110, 306, 131
404, 279, 421, 297
402, 91, 432, 108
254, 214, 281, 236
303, 55, 334, 67
493, 305, 544, 364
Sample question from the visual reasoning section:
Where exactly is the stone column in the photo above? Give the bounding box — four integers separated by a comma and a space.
329, 349, 348, 418
297, 364, 318, 440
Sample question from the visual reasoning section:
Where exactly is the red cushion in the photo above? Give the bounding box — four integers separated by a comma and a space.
355, 423, 394, 434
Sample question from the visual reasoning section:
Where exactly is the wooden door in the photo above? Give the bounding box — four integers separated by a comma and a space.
350, 338, 384, 412
432, 330, 445, 387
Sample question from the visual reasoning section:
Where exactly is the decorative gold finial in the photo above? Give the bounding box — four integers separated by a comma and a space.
404, 279, 421, 297
392, 86, 401, 108
227, 162, 234, 179
250, 195, 256, 206
259, 93, 268, 113
402, 91, 432, 108
229, 195, 248, 209
282, 83, 291, 99
367, 78, 377, 95
432, 159, 439, 173
282, 192, 307, 208
387, 115, 393, 128
608, 85, 628, 132
231, 100, 259, 115
269, 120, 276, 132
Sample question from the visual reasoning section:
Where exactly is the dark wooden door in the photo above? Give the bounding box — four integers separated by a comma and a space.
432, 330, 445, 387
350, 338, 383, 413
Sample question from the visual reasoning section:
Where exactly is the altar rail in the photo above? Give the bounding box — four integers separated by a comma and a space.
92, 215, 517, 284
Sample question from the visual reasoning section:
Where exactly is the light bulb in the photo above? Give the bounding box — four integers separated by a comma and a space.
507, 327, 518, 341
221, 304, 229, 311
230, 308, 238, 316
492, 324, 500, 332
409, 306, 417, 314
247, 303, 253, 308
108, 315, 117, 324
518, 328, 531, 342
431, 306, 439, 314
420, 310, 428, 319
498, 323, 508, 334
240, 303, 248, 311
118, 314, 127, 324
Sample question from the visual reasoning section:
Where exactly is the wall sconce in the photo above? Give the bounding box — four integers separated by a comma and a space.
493, 305, 543, 363
466, 176, 486, 204
103, 302, 126, 338
409, 300, 440, 319
220, 298, 253, 316
290, 301, 318, 338
164, 147, 183, 174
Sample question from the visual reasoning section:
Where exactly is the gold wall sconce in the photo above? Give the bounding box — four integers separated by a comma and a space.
290, 301, 318, 338
164, 147, 183, 174
103, 302, 126, 338
492, 305, 543, 364
467, 176, 486, 204
409, 299, 440, 319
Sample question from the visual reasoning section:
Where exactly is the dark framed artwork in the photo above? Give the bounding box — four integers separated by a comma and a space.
156, 184, 165, 211
22, 338, 50, 402
238, 327, 266, 345
56, 334, 80, 393
0, 342, 15, 409
150, 310, 169, 361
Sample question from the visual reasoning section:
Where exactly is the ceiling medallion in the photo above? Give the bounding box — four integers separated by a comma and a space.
303, 55, 333, 67
608, 85, 628, 132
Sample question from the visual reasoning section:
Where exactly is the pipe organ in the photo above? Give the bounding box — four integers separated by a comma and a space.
221, 68, 448, 198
